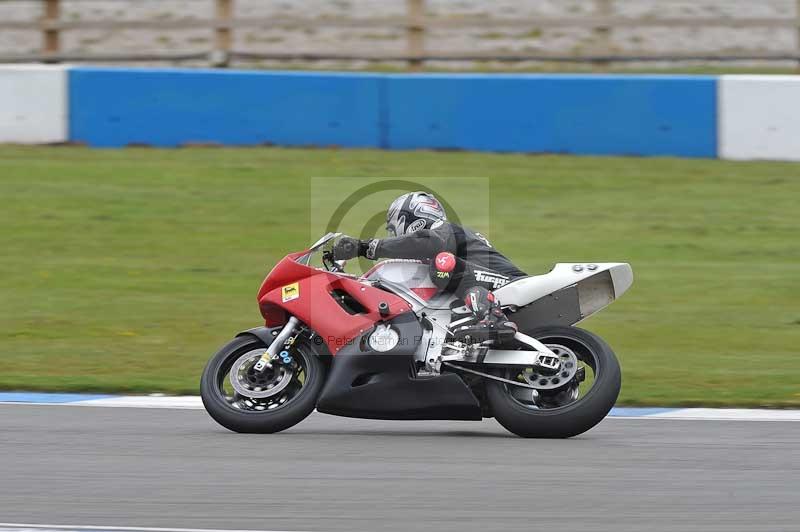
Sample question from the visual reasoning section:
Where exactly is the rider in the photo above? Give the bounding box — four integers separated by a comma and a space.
333, 191, 526, 341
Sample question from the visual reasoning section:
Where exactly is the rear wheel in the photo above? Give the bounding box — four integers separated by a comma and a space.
200, 335, 326, 433
486, 325, 620, 438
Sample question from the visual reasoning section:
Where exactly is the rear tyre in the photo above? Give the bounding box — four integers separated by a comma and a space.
200, 335, 326, 433
486, 325, 620, 438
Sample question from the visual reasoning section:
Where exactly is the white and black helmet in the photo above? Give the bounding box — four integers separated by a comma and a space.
386, 191, 447, 236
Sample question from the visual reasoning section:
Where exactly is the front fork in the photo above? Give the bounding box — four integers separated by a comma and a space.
253, 316, 300, 372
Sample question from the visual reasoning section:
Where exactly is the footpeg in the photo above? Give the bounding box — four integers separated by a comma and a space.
441, 342, 488, 362
425, 342, 490, 375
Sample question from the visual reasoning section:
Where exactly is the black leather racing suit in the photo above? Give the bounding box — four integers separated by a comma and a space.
365, 221, 527, 299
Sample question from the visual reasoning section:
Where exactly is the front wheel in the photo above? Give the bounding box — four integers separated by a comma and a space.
486, 325, 621, 438
200, 335, 326, 433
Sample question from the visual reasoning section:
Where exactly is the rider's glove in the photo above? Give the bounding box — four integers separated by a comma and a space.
333, 236, 363, 261
334, 236, 379, 261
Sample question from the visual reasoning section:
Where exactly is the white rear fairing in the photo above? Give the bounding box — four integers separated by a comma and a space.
494, 263, 633, 324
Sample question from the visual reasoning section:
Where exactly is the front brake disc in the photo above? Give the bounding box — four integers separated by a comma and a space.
229, 349, 293, 399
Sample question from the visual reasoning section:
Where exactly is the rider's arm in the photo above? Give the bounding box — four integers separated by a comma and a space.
364, 228, 454, 261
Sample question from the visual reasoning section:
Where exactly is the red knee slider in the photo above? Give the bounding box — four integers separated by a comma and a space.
434, 252, 456, 272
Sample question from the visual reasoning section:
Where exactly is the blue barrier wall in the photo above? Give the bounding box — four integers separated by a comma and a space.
68, 68, 717, 157
385, 74, 717, 157
69, 68, 383, 148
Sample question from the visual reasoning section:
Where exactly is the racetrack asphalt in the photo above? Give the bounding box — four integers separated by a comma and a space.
0, 405, 798, 532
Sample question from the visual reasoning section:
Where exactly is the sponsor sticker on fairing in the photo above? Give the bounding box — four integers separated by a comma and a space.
281, 282, 300, 302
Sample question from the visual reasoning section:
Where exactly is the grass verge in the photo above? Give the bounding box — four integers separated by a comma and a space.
0, 146, 798, 406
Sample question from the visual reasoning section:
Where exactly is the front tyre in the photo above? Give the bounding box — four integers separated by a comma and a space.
200, 335, 326, 433
486, 325, 621, 438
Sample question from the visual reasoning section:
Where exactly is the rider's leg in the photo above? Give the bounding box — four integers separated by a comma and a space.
429, 252, 517, 340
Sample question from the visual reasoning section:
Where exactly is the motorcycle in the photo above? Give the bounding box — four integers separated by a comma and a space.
201, 233, 633, 438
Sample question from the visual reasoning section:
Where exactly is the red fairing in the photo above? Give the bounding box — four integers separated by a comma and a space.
257, 252, 313, 301
257, 253, 413, 355
411, 287, 438, 300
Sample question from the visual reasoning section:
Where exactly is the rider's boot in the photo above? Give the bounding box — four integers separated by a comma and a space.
450, 286, 517, 343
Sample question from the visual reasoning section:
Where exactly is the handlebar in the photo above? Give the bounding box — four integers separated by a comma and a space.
322, 250, 345, 273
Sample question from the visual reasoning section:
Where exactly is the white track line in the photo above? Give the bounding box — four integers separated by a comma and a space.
648, 408, 800, 421
2, 396, 800, 421
76, 396, 203, 409
0, 396, 203, 409
0, 523, 310, 532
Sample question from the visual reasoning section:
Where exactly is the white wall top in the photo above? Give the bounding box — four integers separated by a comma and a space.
719, 75, 800, 162
0, 64, 68, 144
